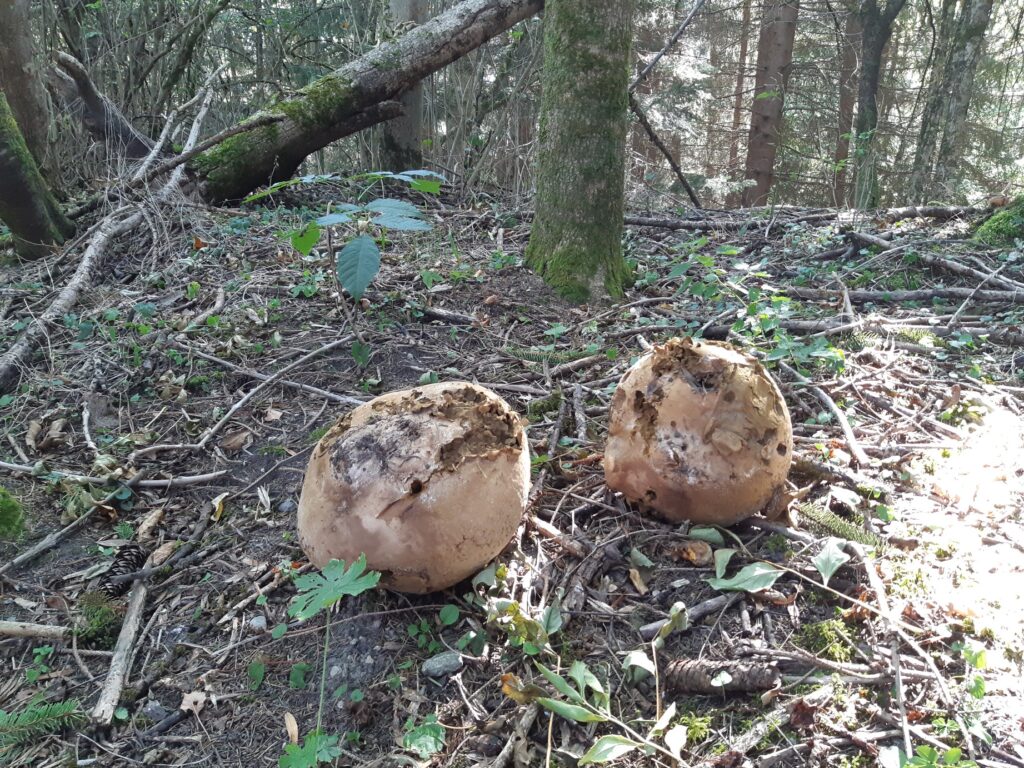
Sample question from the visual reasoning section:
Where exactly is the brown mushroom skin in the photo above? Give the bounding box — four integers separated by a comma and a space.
604, 337, 792, 525
297, 382, 530, 593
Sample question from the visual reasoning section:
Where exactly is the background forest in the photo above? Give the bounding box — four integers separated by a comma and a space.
2, 1, 1024, 768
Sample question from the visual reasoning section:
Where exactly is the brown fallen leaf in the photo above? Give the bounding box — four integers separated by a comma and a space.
25, 420, 42, 451
179, 691, 207, 716
136, 508, 165, 541
220, 429, 252, 454
265, 407, 284, 422
37, 419, 69, 452
628, 567, 648, 595
149, 541, 177, 566
667, 539, 713, 567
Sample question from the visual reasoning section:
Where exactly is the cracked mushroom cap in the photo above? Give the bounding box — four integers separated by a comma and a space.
604, 337, 792, 525
296, 381, 530, 593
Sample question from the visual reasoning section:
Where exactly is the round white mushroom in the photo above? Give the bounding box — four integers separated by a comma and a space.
604, 337, 792, 525
296, 381, 530, 593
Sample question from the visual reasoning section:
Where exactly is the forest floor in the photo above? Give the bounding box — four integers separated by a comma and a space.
2, 183, 1024, 768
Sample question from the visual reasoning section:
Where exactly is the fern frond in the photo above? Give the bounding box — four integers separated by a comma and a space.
503, 346, 590, 364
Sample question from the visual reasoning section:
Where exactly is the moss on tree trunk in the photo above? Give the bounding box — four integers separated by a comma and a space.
525, 0, 635, 303
0, 93, 73, 260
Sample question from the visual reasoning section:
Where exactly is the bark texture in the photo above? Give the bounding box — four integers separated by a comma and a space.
0, 0, 53, 172
524, 0, 635, 303
741, 0, 799, 206
380, 0, 428, 171
194, 0, 543, 202
851, 0, 907, 209
832, 9, 860, 205
0, 93, 73, 260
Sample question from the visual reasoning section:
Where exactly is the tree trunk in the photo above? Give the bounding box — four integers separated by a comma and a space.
741, 0, 799, 207
832, 9, 860, 205
851, 0, 907, 209
929, 0, 994, 197
727, 0, 753, 184
907, 0, 965, 200
155, 0, 233, 114
524, 0, 634, 302
193, 0, 543, 202
0, 93, 74, 260
380, 0, 428, 171
0, 0, 54, 174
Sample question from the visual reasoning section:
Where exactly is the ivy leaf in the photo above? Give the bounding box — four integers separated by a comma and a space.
706, 562, 782, 593
578, 735, 642, 764
438, 604, 460, 626
288, 555, 381, 620
812, 537, 851, 587
688, 526, 725, 546
537, 698, 606, 723
289, 662, 312, 689
335, 235, 381, 302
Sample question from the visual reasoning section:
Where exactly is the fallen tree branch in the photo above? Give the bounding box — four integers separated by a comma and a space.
0, 620, 69, 640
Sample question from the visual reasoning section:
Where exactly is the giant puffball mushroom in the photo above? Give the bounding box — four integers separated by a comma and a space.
296, 381, 530, 593
604, 337, 792, 525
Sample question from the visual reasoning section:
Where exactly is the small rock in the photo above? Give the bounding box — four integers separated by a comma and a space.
421, 650, 463, 678
142, 699, 168, 721
247, 614, 268, 633
277, 499, 297, 515
329, 665, 342, 678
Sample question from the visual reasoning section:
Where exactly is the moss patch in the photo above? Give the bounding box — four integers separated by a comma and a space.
974, 196, 1024, 247
0, 485, 25, 540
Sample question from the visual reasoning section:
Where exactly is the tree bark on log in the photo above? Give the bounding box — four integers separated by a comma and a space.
193, 0, 543, 202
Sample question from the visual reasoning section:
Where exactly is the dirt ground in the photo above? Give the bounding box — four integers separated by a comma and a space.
2, 188, 1023, 767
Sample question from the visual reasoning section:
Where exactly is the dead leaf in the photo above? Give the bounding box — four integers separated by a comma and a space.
628, 567, 648, 595
179, 691, 207, 716
264, 407, 283, 422
149, 541, 177, 566
210, 492, 230, 521
499, 673, 546, 705
668, 539, 713, 567
193, 236, 209, 250
25, 420, 42, 450
788, 697, 819, 729
220, 429, 251, 454
483, 294, 500, 305
136, 508, 165, 541
284, 712, 299, 745
37, 418, 69, 452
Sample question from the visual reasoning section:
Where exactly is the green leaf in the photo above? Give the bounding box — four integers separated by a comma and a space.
351, 341, 371, 367
365, 198, 421, 218
578, 735, 642, 764
439, 604, 460, 626
629, 547, 655, 568
622, 649, 655, 677
279, 731, 341, 768
315, 212, 352, 226
288, 555, 381, 620
536, 663, 585, 704
373, 214, 432, 231
664, 724, 689, 759
290, 223, 321, 256
656, 601, 689, 644
688, 526, 725, 546
540, 602, 563, 638
568, 660, 606, 705
289, 662, 312, 689
714, 548, 736, 579
402, 714, 445, 759
536, 698, 606, 723
410, 178, 441, 194
114, 706, 129, 721
247, 660, 266, 691
812, 538, 851, 587
706, 562, 783, 593
271, 623, 287, 640
419, 269, 444, 289
335, 235, 381, 302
